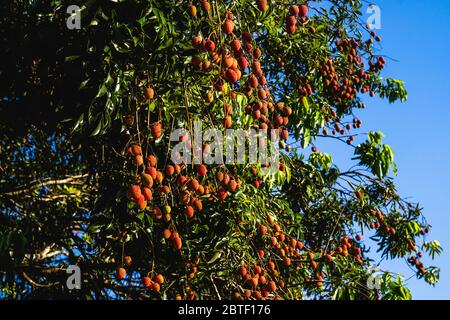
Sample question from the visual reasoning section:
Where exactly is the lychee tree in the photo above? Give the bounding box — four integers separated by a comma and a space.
0, 0, 441, 300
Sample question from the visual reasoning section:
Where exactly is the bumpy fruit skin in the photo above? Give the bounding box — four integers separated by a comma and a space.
198, 164, 207, 176
136, 196, 147, 210
205, 39, 215, 52
129, 184, 142, 201
165, 165, 175, 176
201, 0, 210, 12
154, 274, 165, 285
142, 187, 153, 201
147, 155, 157, 167
230, 39, 241, 52
143, 276, 152, 288
299, 4, 309, 17
185, 206, 195, 219
222, 19, 235, 35
226, 69, 238, 83
131, 144, 142, 156
117, 267, 126, 279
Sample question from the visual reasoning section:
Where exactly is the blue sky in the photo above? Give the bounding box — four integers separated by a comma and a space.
315, 0, 450, 299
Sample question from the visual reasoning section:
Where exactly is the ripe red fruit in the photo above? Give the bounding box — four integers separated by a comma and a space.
268, 281, 277, 292
260, 225, 268, 235
136, 196, 147, 210
356, 234, 362, 241
242, 32, 252, 44
150, 122, 162, 139
117, 267, 126, 279
194, 199, 203, 211
204, 39, 215, 52
165, 165, 175, 176
258, 250, 265, 258
290, 5, 299, 16
239, 265, 247, 277
129, 184, 142, 201
228, 179, 237, 192
145, 87, 155, 100
192, 36, 202, 47
237, 56, 248, 69
143, 276, 152, 288
189, 178, 200, 191
222, 19, 235, 35
226, 68, 239, 83
142, 187, 153, 201
257, 0, 267, 12
163, 229, 172, 240
230, 39, 241, 52
147, 155, 157, 167
224, 116, 232, 128
177, 175, 187, 186
218, 188, 228, 201
154, 274, 165, 285
248, 75, 259, 88
286, 15, 297, 26
152, 282, 161, 292
198, 164, 207, 176
185, 206, 195, 219
201, 0, 210, 12
147, 166, 157, 180
299, 4, 309, 18
257, 88, 267, 100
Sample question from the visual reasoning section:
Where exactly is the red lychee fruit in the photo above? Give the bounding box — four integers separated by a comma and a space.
198, 164, 207, 176
117, 267, 126, 279
223, 19, 235, 35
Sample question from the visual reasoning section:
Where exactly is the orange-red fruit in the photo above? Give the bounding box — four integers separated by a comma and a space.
268, 281, 277, 292
129, 184, 142, 201
163, 229, 172, 240
152, 282, 161, 292
147, 155, 157, 167
143, 276, 152, 288
150, 122, 162, 139
154, 274, 165, 285
260, 225, 268, 235
194, 199, 203, 211
117, 267, 126, 279
290, 5, 299, 16
249, 75, 258, 88
228, 179, 237, 192
198, 164, 207, 176
222, 19, 235, 35
136, 196, 147, 210
177, 175, 187, 186
131, 144, 142, 156
201, 0, 210, 12
258, 250, 265, 259
218, 188, 228, 201
224, 116, 232, 128
145, 87, 155, 100
239, 265, 247, 277
142, 187, 153, 201
185, 206, 195, 219
242, 31, 253, 42
299, 4, 308, 18
189, 178, 200, 191
205, 39, 215, 52
230, 39, 241, 52
226, 68, 238, 83
257, 0, 267, 12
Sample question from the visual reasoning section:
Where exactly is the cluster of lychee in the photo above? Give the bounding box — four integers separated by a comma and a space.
285, 4, 309, 34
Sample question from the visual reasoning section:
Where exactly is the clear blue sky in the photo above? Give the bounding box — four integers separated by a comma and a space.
315, 0, 450, 299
